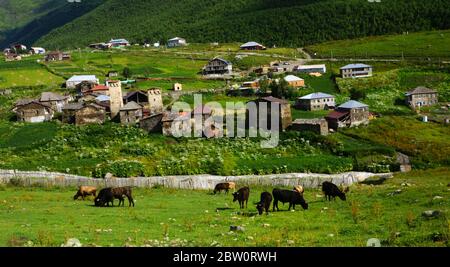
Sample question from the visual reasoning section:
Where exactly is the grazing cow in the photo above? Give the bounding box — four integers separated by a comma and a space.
322, 181, 348, 201
272, 189, 308, 211
256, 192, 273, 215
73, 186, 97, 200
232, 187, 250, 209
293, 185, 304, 194
94, 187, 135, 207
213, 182, 236, 194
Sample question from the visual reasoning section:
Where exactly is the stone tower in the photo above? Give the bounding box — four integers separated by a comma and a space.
108, 80, 123, 118
147, 88, 163, 114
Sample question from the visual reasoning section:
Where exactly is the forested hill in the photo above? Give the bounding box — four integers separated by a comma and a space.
14, 0, 450, 49
0, 0, 104, 48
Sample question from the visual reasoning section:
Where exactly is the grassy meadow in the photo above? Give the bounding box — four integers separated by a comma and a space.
0, 57, 64, 87
0, 168, 448, 247
305, 30, 450, 59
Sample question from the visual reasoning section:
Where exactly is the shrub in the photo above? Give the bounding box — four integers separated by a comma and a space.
93, 160, 145, 178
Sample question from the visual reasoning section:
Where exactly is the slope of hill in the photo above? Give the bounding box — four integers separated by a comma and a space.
35, 0, 450, 49
305, 30, 450, 59
0, 0, 104, 48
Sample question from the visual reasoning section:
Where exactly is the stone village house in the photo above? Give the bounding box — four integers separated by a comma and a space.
62, 103, 106, 125
39, 92, 70, 113
120, 101, 143, 126
325, 100, 370, 130
13, 101, 53, 123
340, 63, 373, 79
202, 57, 233, 76
139, 113, 164, 133
291, 118, 329, 136
405, 86, 439, 109
295, 92, 335, 111
247, 96, 292, 131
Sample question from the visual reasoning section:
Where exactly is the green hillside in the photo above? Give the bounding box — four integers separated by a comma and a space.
35, 0, 450, 49
0, 0, 104, 48
305, 30, 450, 59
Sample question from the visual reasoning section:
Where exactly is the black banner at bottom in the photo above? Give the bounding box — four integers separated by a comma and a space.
0, 247, 446, 266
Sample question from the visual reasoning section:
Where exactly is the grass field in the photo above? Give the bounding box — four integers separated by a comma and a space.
0, 168, 448, 247
0, 58, 64, 87
305, 30, 450, 59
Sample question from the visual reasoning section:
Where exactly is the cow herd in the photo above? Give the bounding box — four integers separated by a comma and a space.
73, 186, 135, 207
214, 181, 349, 215
72, 181, 349, 214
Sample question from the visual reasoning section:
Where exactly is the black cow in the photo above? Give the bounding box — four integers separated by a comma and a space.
272, 189, 308, 211
94, 187, 135, 207
322, 181, 347, 201
232, 187, 250, 209
256, 192, 273, 215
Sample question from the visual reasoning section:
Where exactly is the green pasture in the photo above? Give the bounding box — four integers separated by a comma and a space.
306, 30, 450, 59
0, 168, 448, 247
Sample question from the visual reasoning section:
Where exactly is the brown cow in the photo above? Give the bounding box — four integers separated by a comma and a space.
73, 186, 97, 200
213, 182, 236, 194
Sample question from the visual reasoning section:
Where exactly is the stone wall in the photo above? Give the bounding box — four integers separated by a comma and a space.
0, 170, 393, 190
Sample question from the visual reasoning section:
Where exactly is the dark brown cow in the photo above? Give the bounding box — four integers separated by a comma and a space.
232, 187, 250, 209
94, 187, 135, 207
213, 182, 236, 194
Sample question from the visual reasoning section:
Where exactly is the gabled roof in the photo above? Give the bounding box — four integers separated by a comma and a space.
15, 98, 36, 107
256, 96, 289, 104
240, 41, 264, 48
63, 103, 84, 110
405, 86, 438, 96
168, 37, 185, 41
340, 63, 372, 70
120, 101, 143, 111
284, 75, 303, 82
123, 90, 147, 100
109, 39, 129, 43
299, 92, 334, 100
83, 103, 106, 110
208, 57, 231, 65
338, 100, 368, 109
295, 64, 326, 70
40, 92, 67, 102
15, 100, 51, 109
326, 110, 349, 119
90, 85, 109, 91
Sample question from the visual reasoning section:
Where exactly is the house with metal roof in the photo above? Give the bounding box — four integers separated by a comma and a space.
295, 92, 335, 111
405, 86, 439, 109
284, 75, 305, 88
202, 57, 232, 76
295, 64, 327, 74
108, 39, 130, 47
325, 100, 370, 130
340, 63, 373, 78
66, 75, 99, 89
167, 37, 187, 48
240, 41, 266, 50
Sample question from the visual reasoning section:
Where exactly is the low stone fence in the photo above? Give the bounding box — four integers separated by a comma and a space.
0, 170, 393, 190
